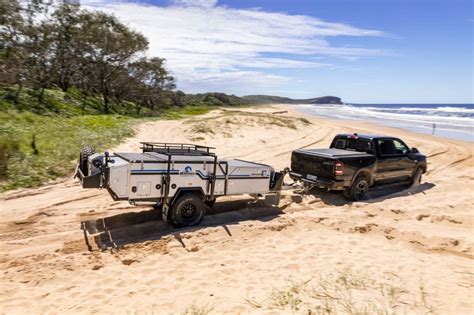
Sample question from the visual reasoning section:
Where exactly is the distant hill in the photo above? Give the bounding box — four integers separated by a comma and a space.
242, 95, 343, 105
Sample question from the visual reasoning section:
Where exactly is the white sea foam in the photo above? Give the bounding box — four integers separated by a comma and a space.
295, 103, 474, 142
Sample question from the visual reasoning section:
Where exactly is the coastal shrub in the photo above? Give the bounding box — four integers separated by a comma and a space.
0, 135, 20, 179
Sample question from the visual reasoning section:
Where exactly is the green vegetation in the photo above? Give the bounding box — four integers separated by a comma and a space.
161, 106, 211, 120
0, 112, 134, 192
0, 87, 137, 191
0, 87, 224, 192
243, 95, 343, 105
245, 268, 437, 314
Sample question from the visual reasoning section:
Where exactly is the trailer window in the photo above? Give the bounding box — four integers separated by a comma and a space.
331, 138, 374, 154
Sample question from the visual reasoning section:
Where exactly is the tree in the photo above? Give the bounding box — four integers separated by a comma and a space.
123, 57, 176, 111
79, 12, 148, 113
49, 1, 82, 92
1, 0, 183, 114
0, 0, 26, 104
23, 20, 56, 103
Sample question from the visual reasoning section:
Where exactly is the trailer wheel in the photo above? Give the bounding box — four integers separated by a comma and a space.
170, 193, 206, 227
344, 176, 369, 201
79, 146, 96, 176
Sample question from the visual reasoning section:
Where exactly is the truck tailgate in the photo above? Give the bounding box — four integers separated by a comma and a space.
291, 148, 372, 179
291, 150, 336, 179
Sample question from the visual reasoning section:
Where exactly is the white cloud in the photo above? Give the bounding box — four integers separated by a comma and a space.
82, 0, 384, 94
171, 0, 217, 8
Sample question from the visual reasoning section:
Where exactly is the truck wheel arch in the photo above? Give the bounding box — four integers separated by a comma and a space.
418, 163, 427, 174
353, 169, 373, 186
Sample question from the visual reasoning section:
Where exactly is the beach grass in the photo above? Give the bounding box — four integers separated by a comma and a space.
245, 268, 437, 314
182, 302, 214, 315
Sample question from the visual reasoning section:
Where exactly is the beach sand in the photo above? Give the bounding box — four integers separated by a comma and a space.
1, 105, 473, 314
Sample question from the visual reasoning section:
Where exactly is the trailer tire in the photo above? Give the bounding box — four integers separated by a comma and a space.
343, 176, 369, 201
79, 146, 96, 176
170, 193, 206, 227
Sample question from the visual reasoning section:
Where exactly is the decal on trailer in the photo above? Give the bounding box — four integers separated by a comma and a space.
180, 165, 195, 176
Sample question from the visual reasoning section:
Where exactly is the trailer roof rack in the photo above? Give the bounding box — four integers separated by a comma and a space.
140, 142, 216, 156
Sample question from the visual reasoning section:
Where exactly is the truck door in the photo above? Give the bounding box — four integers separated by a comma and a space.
376, 139, 404, 181
393, 138, 417, 178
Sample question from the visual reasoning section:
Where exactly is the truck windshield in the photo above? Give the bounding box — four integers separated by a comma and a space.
331, 137, 374, 154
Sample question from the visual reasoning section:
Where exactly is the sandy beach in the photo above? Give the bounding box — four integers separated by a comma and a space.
1, 105, 473, 314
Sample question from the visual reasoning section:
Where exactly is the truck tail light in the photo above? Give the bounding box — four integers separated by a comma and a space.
334, 161, 344, 176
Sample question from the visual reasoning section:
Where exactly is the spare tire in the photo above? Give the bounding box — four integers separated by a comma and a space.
79, 146, 96, 176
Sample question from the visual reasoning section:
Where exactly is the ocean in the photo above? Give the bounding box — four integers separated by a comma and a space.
294, 103, 474, 142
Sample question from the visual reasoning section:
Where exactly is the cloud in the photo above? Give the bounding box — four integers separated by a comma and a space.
171, 0, 217, 8
82, 0, 384, 94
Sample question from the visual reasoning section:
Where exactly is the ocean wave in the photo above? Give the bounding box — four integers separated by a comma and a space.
298, 104, 474, 125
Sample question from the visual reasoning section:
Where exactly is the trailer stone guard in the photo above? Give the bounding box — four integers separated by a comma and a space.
76, 142, 286, 228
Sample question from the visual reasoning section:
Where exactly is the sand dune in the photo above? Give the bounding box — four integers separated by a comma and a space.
1, 106, 473, 314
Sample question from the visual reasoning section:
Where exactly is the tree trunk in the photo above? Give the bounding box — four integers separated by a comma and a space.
60, 82, 69, 92
37, 87, 45, 105
103, 93, 109, 114
13, 84, 22, 107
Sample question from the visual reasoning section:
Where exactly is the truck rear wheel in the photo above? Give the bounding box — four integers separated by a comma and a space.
344, 176, 369, 201
79, 146, 96, 176
170, 193, 206, 227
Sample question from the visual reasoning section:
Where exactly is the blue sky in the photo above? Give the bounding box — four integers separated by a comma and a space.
83, 0, 473, 103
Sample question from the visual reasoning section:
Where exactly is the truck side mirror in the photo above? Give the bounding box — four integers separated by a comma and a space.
410, 147, 419, 154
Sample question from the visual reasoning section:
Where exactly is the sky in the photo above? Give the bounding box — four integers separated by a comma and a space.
82, 0, 473, 103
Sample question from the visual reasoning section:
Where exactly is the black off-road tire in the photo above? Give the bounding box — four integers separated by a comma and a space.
410, 168, 423, 187
79, 146, 96, 176
343, 176, 369, 201
170, 193, 207, 227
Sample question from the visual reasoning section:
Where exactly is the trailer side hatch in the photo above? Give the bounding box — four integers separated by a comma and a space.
137, 181, 151, 196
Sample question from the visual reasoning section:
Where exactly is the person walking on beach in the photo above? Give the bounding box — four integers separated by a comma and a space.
432, 123, 436, 135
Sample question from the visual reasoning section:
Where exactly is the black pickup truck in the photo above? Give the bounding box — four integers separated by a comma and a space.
289, 133, 427, 201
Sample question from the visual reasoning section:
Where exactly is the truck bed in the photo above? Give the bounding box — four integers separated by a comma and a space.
293, 148, 372, 159
291, 148, 374, 180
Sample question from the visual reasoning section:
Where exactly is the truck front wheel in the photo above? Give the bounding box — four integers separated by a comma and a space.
410, 168, 423, 187
170, 193, 206, 227
343, 176, 369, 201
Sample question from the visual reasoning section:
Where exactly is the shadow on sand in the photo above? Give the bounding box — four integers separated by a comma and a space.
81, 198, 283, 251
81, 182, 435, 251
295, 181, 436, 206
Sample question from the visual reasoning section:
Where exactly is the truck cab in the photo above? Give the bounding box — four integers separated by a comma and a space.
290, 133, 427, 201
